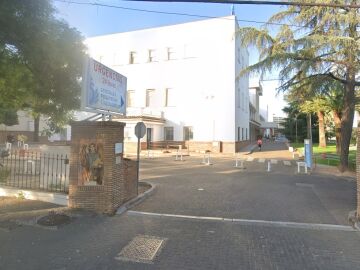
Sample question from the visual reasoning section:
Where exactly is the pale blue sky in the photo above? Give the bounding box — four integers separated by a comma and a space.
54, 0, 286, 118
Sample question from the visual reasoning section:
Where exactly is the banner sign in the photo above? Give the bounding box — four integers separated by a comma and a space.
81, 57, 127, 115
304, 139, 312, 168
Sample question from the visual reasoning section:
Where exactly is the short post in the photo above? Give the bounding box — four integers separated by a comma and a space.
23, 144, 29, 150
235, 157, 245, 169
147, 150, 154, 159
267, 161, 271, 172
5, 142, 11, 151
202, 152, 206, 164
206, 152, 211, 165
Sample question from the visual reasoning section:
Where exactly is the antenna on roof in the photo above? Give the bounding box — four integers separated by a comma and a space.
231, 4, 235, 15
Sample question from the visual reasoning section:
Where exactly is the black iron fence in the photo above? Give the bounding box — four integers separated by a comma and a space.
0, 150, 69, 193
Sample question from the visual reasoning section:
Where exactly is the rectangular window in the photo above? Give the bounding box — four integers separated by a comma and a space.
242, 128, 244, 141
148, 49, 157, 62
183, 126, 193, 141
167, 47, 176, 60
165, 88, 176, 107
164, 127, 174, 141
127, 90, 135, 107
237, 127, 240, 141
146, 89, 155, 107
246, 128, 248, 140
129, 51, 137, 64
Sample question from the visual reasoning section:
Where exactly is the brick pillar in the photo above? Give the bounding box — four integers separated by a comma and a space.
68, 121, 137, 214
357, 125, 360, 218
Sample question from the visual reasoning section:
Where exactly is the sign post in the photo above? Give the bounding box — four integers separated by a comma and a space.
134, 122, 146, 195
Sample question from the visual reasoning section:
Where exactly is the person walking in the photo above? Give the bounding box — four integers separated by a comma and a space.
257, 138, 263, 151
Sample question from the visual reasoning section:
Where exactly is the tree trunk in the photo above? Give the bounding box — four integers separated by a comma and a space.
317, 111, 326, 148
33, 115, 40, 142
339, 82, 356, 172
333, 110, 341, 155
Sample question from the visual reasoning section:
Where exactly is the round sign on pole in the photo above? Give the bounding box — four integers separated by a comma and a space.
135, 122, 146, 139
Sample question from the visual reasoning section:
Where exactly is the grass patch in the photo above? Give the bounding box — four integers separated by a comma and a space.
290, 142, 356, 170
0, 168, 10, 183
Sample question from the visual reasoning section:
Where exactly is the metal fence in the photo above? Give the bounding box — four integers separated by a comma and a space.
0, 150, 69, 193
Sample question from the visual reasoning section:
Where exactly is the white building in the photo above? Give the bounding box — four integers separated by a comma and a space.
85, 16, 250, 153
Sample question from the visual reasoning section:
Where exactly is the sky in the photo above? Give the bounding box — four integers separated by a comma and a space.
54, 0, 287, 120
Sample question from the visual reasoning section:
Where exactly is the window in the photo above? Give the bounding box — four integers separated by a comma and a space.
165, 88, 176, 107
237, 127, 241, 141
129, 51, 137, 64
246, 128, 248, 140
242, 128, 244, 141
148, 50, 157, 62
167, 47, 176, 60
164, 127, 174, 141
183, 126, 193, 141
146, 89, 155, 107
127, 90, 135, 107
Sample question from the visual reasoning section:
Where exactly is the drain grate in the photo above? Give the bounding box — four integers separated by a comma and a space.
115, 235, 167, 264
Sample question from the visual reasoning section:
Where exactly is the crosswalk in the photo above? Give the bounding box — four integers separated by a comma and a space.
239, 158, 299, 167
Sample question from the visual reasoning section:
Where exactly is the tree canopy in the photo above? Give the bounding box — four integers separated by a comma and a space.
0, 0, 86, 138
237, 0, 360, 171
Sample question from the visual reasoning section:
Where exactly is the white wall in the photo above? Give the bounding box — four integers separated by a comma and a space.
234, 22, 250, 141
86, 16, 248, 142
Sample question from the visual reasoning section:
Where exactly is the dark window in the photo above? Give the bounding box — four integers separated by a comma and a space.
183, 126, 193, 140
164, 127, 174, 141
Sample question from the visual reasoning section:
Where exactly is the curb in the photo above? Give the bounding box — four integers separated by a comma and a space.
116, 181, 156, 215
0, 207, 69, 223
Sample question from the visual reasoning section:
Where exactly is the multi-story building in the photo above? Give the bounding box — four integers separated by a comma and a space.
85, 16, 250, 153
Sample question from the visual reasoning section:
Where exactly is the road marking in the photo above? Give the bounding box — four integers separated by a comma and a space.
246, 157, 254, 162
296, 183, 314, 188
217, 170, 244, 174
127, 211, 357, 232
270, 159, 278, 164
283, 161, 291, 166
258, 158, 265, 163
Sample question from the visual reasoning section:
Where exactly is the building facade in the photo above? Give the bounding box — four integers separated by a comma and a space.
85, 16, 250, 153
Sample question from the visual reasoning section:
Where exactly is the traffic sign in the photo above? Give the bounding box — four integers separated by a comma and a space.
135, 122, 146, 138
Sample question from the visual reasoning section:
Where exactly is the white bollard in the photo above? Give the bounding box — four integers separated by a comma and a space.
206, 152, 212, 165
23, 144, 29, 150
267, 161, 271, 172
175, 149, 183, 161
5, 142, 11, 151
235, 158, 245, 169
147, 150, 154, 158
201, 153, 206, 164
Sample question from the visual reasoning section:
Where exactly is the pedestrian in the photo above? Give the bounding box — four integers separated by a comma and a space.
257, 138, 262, 151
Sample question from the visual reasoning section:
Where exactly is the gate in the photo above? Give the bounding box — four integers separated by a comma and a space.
0, 150, 69, 193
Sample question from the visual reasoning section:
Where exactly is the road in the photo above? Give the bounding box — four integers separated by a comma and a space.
0, 142, 359, 270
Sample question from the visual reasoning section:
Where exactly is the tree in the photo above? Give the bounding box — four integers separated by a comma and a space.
0, 0, 86, 141
237, 0, 359, 171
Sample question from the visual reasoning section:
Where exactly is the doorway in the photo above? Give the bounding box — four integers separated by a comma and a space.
146, 128, 153, 149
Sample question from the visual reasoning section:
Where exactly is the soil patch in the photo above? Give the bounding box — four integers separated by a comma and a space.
37, 211, 72, 227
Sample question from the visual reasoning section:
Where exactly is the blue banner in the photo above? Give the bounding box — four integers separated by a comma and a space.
304, 139, 312, 168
